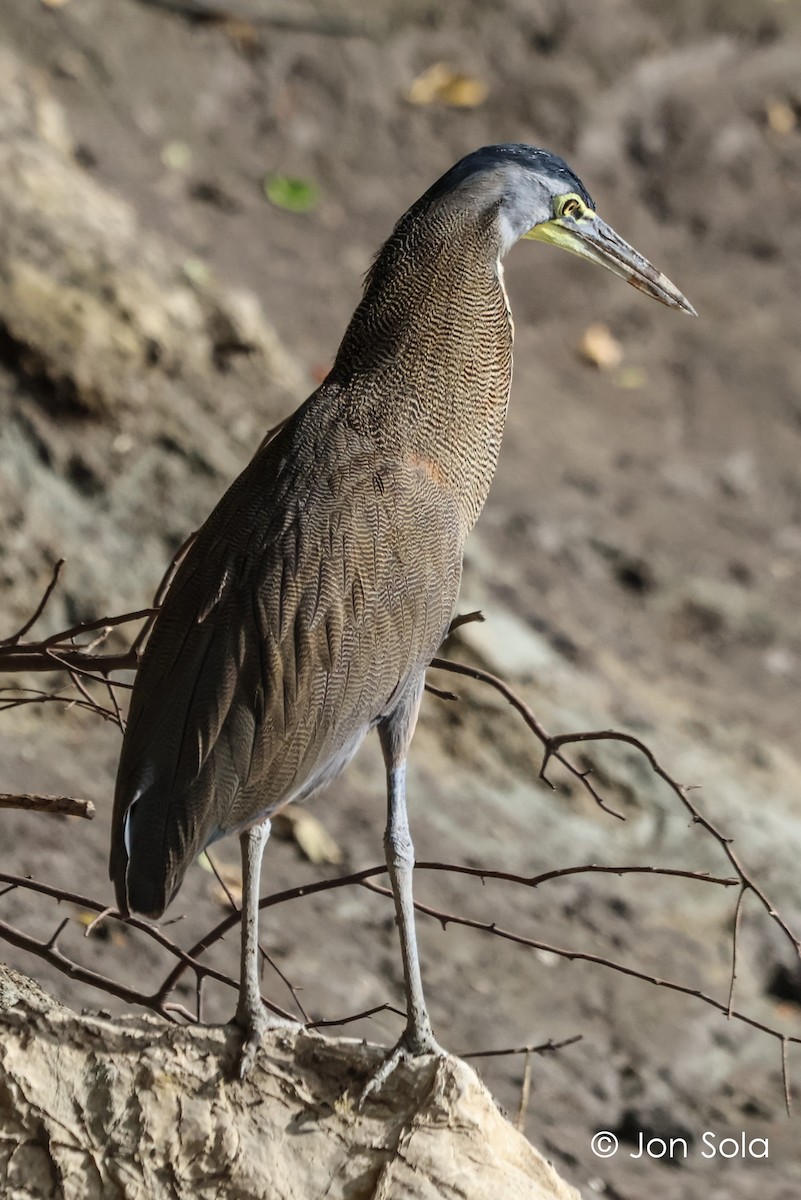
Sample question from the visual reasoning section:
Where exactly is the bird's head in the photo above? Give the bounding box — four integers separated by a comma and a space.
424, 144, 696, 315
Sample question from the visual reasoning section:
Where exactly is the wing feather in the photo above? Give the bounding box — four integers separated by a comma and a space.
111, 409, 462, 916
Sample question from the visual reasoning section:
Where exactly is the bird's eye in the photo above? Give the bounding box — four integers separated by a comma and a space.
560, 196, 582, 218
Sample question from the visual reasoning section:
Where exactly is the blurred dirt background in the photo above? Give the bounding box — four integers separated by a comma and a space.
1, 0, 801, 1195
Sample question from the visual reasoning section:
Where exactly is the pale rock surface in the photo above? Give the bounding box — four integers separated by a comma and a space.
0, 966, 579, 1200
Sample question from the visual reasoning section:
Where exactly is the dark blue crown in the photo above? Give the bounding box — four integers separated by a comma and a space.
422, 143, 594, 210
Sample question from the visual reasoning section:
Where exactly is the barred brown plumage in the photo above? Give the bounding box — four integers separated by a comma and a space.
110, 144, 694, 1089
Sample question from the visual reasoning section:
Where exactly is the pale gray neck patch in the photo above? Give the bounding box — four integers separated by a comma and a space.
494, 162, 557, 256
433, 161, 557, 259
497, 207, 526, 257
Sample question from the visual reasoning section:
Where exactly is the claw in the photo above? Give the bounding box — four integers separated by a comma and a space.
237, 1023, 264, 1080
232, 1005, 297, 1080
358, 1028, 446, 1108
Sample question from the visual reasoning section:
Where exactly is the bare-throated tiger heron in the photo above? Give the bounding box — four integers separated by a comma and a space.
110, 144, 694, 1084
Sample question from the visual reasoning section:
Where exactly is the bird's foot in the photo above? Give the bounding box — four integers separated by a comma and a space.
358, 1023, 446, 1108
233, 1002, 298, 1080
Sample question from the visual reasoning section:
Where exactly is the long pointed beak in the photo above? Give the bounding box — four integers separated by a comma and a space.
527, 213, 697, 316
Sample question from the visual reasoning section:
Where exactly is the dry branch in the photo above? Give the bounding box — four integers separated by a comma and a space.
2, 581, 800, 1108
0, 793, 95, 819
429, 633, 801, 1019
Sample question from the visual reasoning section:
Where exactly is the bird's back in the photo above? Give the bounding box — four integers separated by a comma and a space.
111, 183, 514, 918
111, 391, 464, 916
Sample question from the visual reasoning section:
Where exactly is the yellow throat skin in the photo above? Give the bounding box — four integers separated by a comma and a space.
525, 190, 697, 315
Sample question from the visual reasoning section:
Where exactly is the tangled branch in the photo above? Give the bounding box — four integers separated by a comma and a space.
1, 572, 800, 1101
0, 859, 795, 1104
0, 534, 194, 679
0, 538, 196, 740
429, 618, 801, 1015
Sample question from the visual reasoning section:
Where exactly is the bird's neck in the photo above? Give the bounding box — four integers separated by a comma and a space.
330, 208, 514, 536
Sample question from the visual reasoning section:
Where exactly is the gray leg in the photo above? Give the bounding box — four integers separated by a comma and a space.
384, 759, 437, 1051
235, 819, 294, 1078
361, 679, 444, 1101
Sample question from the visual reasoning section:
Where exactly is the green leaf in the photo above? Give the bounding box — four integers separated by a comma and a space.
263, 173, 321, 213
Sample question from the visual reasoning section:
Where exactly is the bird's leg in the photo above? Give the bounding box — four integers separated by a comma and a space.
234, 818, 294, 1078
361, 683, 445, 1102
384, 759, 441, 1051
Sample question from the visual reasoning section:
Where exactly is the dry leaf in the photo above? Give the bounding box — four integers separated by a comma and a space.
199, 852, 243, 908
77, 910, 124, 943
615, 366, 647, 389
223, 19, 261, 55
405, 63, 488, 109
273, 808, 343, 864
766, 100, 796, 136
40, 0, 71, 8
211, 880, 243, 908
579, 323, 623, 370
181, 257, 212, 287
209, 860, 243, 909
161, 141, 192, 172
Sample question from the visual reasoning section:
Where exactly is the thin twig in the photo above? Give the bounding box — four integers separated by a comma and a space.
462, 1034, 582, 1061
414, 861, 737, 890
84, 908, 115, 937
359, 878, 801, 1052
429, 657, 626, 820
423, 682, 458, 702
0, 561, 64, 646
0, 793, 95, 819
0, 533, 198, 679
517, 1051, 532, 1131
204, 848, 310, 1022
44, 916, 71, 952
430, 656, 801, 967
446, 610, 485, 635
50, 650, 135, 692
131, 530, 197, 655
0, 692, 123, 724
727, 884, 749, 1018
68, 665, 108, 715
0, 915, 181, 1021
782, 1037, 793, 1117
156, 860, 735, 1000
310, 1002, 406, 1030
0, 873, 294, 1023
105, 680, 125, 731
203, 850, 239, 910
38, 610, 154, 651
545, 729, 801, 963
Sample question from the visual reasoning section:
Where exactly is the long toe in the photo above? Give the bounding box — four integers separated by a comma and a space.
237, 1021, 265, 1081
358, 1028, 447, 1108
232, 1005, 298, 1080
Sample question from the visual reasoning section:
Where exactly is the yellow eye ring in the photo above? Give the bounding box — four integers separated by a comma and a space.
560, 195, 582, 218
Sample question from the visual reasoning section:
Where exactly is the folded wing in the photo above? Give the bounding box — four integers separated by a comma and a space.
110, 409, 462, 916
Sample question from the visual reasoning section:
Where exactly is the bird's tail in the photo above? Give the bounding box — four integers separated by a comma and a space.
109, 775, 204, 920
